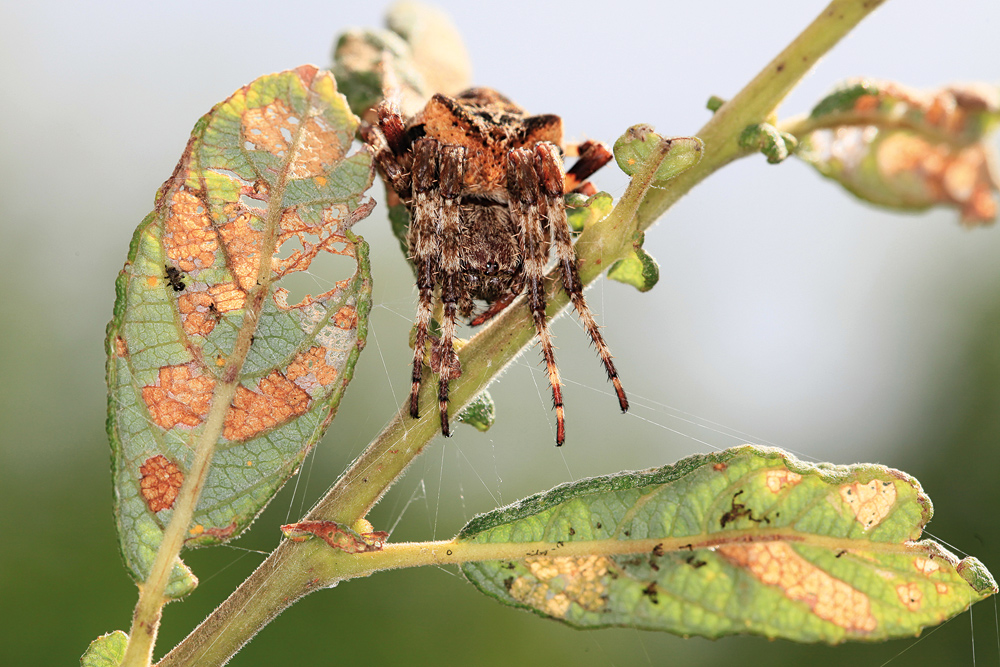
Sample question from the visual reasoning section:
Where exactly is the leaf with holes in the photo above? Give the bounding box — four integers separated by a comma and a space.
459, 445, 996, 642
796, 79, 1000, 225
106, 65, 374, 598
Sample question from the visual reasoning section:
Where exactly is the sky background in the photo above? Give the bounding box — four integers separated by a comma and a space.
1, 1, 999, 665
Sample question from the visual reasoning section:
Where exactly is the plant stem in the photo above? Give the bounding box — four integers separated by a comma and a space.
157, 1, 886, 664
634, 0, 886, 230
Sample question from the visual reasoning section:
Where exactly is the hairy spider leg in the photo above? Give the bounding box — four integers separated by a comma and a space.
469, 140, 614, 329
408, 138, 441, 421
364, 101, 413, 194
435, 144, 467, 436
508, 146, 567, 445
536, 143, 629, 415
564, 140, 614, 194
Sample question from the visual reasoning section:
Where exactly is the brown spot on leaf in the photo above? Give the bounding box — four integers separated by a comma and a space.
114, 336, 128, 358
719, 542, 877, 633
142, 364, 215, 430
333, 305, 358, 330
217, 210, 263, 293
896, 582, 923, 611
507, 556, 610, 618
162, 190, 219, 273
208, 281, 246, 313
203, 521, 238, 541
242, 99, 344, 179
839, 479, 896, 530
713, 462, 727, 471
177, 291, 219, 336
287, 346, 338, 388
223, 371, 311, 441
913, 557, 940, 575
139, 455, 184, 512
765, 469, 802, 493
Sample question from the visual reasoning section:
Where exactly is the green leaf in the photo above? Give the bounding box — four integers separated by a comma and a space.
459, 445, 996, 642
613, 125, 703, 184
739, 123, 798, 164
81, 631, 127, 667
105, 66, 374, 598
607, 231, 659, 292
332, 28, 430, 117
566, 191, 613, 233
457, 391, 496, 432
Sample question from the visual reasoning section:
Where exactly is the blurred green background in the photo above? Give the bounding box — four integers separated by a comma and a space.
2, 1, 999, 665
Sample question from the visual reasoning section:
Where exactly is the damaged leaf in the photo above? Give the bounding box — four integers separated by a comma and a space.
796, 79, 1000, 225
460, 445, 995, 642
331, 1, 471, 120
106, 66, 374, 598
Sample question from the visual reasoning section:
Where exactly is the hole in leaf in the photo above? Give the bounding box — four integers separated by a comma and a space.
277, 248, 356, 306
277, 236, 303, 261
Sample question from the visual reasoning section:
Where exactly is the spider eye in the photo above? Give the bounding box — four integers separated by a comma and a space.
484, 261, 499, 276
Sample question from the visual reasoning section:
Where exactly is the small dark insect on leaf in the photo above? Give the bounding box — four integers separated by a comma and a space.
164, 265, 186, 292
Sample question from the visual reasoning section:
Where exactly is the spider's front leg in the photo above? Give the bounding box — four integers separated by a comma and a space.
434, 145, 467, 437
536, 143, 629, 415
407, 138, 441, 421
508, 147, 568, 445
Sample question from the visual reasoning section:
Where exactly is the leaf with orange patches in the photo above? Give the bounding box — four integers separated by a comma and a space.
106, 66, 373, 598
459, 445, 995, 642
795, 78, 1000, 226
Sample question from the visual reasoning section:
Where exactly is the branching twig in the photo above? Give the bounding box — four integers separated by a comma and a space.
158, 1, 886, 664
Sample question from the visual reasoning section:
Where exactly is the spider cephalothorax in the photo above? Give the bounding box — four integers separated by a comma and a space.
364, 87, 628, 445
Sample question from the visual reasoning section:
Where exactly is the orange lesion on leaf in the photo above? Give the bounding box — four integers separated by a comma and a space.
287, 346, 338, 387
896, 582, 923, 611
913, 557, 940, 576
508, 555, 611, 618
203, 521, 238, 541
223, 371, 311, 441
333, 305, 358, 330
114, 336, 128, 358
765, 469, 802, 493
218, 210, 262, 293
875, 133, 997, 225
935, 583, 950, 595
142, 364, 215, 430
289, 116, 345, 179
719, 542, 877, 633
839, 479, 897, 530
163, 190, 220, 273
850, 81, 999, 144
208, 281, 246, 313
139, 454, 184, 513
177, 291, 220, 336
242, 100, 344, 179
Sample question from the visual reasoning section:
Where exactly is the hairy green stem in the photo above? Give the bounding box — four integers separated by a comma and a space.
157, 1, 886, 664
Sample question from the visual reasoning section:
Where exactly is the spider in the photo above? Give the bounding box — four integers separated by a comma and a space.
363, 87, 628, 445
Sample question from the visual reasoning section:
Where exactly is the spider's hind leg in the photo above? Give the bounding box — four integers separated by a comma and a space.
536, 142, 629, 415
